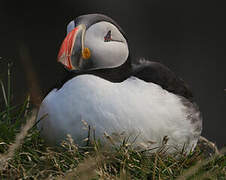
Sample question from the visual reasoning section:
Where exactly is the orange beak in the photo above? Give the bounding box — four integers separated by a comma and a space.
57, 24, 91, 71
57, 27, 78, 70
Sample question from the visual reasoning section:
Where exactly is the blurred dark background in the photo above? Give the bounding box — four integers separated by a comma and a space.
0, 0, 225, 147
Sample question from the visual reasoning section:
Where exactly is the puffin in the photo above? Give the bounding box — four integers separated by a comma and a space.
37, 14, 202, 153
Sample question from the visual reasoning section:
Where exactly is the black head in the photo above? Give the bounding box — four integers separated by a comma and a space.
58, 14, 130, 72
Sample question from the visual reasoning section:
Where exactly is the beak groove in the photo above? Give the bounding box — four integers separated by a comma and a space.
57, 27, 78, 70
57, 25, 87, 70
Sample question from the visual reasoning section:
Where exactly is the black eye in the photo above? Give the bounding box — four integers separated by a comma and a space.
104, 30, 112, 42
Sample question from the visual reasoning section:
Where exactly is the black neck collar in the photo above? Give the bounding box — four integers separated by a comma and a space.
54, 56, 132, 90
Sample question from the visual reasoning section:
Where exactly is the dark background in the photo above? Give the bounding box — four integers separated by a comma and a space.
0, 0, 225, 147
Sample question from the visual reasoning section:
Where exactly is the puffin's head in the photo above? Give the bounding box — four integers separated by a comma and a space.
57, 14, 129, 72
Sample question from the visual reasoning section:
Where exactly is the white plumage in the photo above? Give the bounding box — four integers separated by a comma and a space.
37, 74, 200, 152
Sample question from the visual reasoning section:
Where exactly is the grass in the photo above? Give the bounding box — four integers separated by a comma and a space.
0, 60, 225, 179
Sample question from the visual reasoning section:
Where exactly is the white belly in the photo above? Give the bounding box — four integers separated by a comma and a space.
37, 75, 201, 152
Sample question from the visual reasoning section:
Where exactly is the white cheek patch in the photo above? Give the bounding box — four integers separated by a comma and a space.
84, 21, 129, 70
67, 20, 75, 34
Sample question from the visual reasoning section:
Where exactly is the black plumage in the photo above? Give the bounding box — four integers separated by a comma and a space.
132, 60, 194, 101
51, 57, 193, 102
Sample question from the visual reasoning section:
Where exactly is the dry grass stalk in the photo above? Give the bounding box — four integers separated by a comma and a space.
176, 147, 226, 180
57, 155, 104, 180
19, 44, 42, 106
0, 109, 37, 169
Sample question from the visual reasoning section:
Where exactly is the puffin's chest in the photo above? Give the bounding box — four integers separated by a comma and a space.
38, 75, 195, 149
47, 75, 185, 125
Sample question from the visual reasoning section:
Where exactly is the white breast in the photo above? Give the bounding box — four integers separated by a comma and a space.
37, 75, 201, 153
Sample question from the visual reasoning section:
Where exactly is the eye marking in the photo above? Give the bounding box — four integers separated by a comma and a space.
104, 30, 112, 42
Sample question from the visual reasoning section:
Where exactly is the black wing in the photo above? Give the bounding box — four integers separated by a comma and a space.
132, 60, 194, 101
